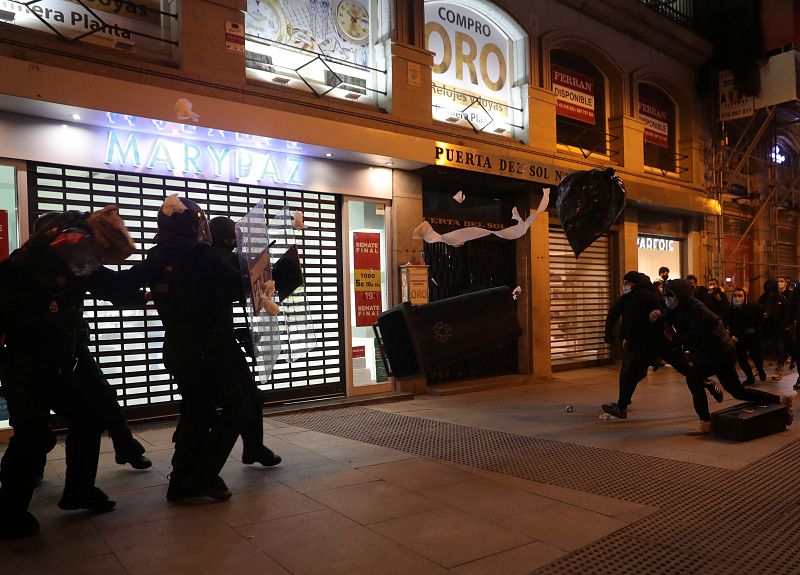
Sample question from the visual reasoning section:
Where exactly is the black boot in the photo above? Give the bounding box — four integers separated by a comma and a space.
58, 486, 116, 513
242, 446, 282, 467
0, 511, 40, 539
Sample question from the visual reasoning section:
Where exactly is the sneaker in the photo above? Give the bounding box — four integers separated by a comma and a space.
58, 487, 116, 513
780, 395, 794, 426
707, 384, 724, 403
0, 511, 40, 539
115, 452, 153, 470
242, 446, 282, 467
686, 420, 711, 436
601, 403, 627, 419
758, 368, 767, 381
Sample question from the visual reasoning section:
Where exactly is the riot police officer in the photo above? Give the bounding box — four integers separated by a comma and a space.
110, 195, 253, 501
0, 218, 116, 538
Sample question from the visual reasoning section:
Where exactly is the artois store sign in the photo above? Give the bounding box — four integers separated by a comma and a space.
0, 0, 177, 57
425, 0, 521, 136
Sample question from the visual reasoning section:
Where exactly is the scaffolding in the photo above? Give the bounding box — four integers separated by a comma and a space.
707, 98, 800, 294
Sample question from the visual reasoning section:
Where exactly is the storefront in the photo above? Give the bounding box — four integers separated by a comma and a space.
0, 102, 396, 421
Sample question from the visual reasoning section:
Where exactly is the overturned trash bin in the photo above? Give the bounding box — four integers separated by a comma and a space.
375, 286, 522, 379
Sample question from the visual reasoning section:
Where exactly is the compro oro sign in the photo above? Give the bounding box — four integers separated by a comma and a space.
424, 0, 527, 137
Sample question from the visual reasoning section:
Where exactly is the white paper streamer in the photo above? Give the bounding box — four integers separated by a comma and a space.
413, 188, 550, 247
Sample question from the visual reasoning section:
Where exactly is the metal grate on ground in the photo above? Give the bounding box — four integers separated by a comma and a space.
273, 407, 800, 575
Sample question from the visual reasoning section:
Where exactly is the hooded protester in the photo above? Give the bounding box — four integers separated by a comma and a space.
601, 271, 693, 419
0, 209, 139, 538
653, 279, 793, 435
208, 216, 281, 468
107, 195, 263, 502
725, 288, 766, 385
758, 279, 788, 380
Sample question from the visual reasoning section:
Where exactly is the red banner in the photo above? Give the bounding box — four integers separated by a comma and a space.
0, 210, 8, 260
353, 232, 382, 327
552, 64, 596, 125
639, 98, 669, 148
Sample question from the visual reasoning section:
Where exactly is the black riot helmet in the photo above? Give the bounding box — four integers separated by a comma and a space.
156, 194, 212, 245
209, 216, 237, 252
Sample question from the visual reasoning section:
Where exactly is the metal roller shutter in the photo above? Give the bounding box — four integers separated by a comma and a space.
27, 163, 345, 417
549, 226, 613, 368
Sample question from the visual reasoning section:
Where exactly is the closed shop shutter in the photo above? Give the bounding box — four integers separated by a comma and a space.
27, 162, 345, 417
549, 226, 613, 368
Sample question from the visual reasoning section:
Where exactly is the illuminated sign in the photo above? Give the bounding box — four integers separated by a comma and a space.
425, 0, 521, 136
434, 142, 568, 184
637, 236, 675, 252
104, 130, 304, 185
0, 0, 176, 57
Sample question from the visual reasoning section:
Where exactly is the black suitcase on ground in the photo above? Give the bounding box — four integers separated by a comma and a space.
710, 402, 789, 441
375, 287, 522, 379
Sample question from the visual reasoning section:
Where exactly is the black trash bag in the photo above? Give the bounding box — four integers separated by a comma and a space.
556, 168, 626, 257
271, 245, 304, 302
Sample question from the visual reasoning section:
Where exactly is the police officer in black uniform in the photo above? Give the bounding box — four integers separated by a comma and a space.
32, 212, 151, 472
0, 218, 117, 538
110, 195, 252, 501
208, 216, 281, 468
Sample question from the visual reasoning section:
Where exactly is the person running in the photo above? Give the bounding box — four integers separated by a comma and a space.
652, 279, 793, 436
601, 272, 713, 420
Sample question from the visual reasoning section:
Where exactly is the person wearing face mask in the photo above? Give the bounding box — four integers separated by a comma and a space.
725, 288, 766, 385
652, 279, 793, 435
601, 272, 693, 420
701, 278, 729, 319
658, 266, 670, 284
758, 279, 788, 380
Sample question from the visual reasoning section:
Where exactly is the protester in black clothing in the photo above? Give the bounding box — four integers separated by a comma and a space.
0, 215, 127, 538
686, 275, 698, 292
601, 272, 701, 420
701, 278, 729, 319
108, 196, 253, 502
658, 266, 670, 283
652, 279, 793, 435
759, 278, 788, 380
725, 288, 766, 385
208, 216, 281, 468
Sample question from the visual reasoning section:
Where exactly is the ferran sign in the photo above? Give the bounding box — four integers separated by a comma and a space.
104, 130, 305, 186
425, 0, 517, 136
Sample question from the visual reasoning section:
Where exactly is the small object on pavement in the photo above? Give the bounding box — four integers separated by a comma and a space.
565, 405, 573, 412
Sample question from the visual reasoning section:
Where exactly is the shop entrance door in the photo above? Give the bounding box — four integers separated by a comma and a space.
26, 162, 346, 418
0, 161, 23, 429
423, 237, 518, 383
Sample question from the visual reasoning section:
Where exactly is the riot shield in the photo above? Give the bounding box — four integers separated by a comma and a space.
267, 207, 317, 363
235, 201, 281, 382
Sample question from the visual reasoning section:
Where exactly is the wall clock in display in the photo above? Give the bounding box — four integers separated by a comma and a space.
333, 0, 369, 45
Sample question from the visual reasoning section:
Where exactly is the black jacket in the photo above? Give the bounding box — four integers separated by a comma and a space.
110, 242, 243, 339
725, 300, 765, 338
758, 279, 787, 334
663, 279, 732, 354
701, 288, 730, 319
604, 273, 662, 350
